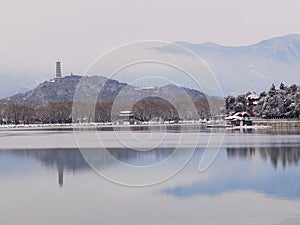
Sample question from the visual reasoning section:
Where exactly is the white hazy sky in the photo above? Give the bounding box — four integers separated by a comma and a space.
1, 0, 300, 78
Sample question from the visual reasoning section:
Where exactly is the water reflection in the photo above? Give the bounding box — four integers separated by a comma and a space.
106, 148, 175, 166
0, 149, 90, 187
0, 147, 176, 187
1, 146, 300, 198
164, 146, 300, 200
227, 147, 300, 169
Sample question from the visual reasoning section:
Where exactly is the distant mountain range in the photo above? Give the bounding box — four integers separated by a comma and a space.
1, 34, 300, 98
165, 34, 300, 95
0, 75, 41, 99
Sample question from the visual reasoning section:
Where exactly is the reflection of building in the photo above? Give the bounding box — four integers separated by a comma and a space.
58, 164, 64, 188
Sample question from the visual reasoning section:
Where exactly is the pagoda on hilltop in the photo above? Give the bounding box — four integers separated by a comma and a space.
56, 60, 62, 79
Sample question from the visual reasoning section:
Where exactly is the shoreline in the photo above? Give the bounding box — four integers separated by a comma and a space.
0, 122, 208, 132
0, 119, 300, 131
252, 119, 300, 129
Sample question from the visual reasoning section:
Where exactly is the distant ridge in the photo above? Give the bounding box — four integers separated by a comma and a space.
176, 33, 300, 61
164, 34, 300, 95
2, 34, 300, 98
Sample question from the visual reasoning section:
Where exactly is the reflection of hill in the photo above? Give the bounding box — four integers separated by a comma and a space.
227, 147, 300, 169
0, 149, 90, 187
0, 148, 175, 187
4, 149, 90, 171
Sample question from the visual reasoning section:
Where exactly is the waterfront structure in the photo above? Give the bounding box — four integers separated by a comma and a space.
225, 112, 253, 126
247, 92, 260, 115
117, 111, 134, 125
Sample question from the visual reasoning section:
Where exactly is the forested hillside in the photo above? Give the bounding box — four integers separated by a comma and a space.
226, 83, 300, 119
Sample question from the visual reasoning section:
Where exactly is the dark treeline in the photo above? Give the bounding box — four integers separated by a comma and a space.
0, 97, 212, 125
227, 146, 300, 169
0, 101, 113, 125
0, 101, 73, 125
131, 97, 180, 122
225, 83, 300, 119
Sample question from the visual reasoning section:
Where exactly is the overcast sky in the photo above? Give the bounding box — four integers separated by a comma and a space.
1, 0, 300, 79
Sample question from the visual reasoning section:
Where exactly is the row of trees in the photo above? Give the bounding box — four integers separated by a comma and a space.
225, 83, 300, 119
0, 102, 35, 125
0, 97, 212, 125
0, 102, 73, 125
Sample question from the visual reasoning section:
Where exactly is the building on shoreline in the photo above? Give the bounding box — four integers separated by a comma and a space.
115, 111, 135, 125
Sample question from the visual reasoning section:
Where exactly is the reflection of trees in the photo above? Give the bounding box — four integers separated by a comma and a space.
106, 148, 174, 166
166, 147, 300, 200
227, 146, 300, 169
227, 147, 256, 159
260, 147, 300, 169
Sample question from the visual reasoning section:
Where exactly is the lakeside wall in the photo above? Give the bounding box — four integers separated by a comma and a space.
253, 118, 300, 129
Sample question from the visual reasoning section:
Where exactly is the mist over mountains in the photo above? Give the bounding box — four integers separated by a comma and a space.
166, 34, 300, 95
1, 34, 300, 98
0, 75, 40, 99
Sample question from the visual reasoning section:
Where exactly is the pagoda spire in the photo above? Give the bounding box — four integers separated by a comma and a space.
56, 60, 62, 79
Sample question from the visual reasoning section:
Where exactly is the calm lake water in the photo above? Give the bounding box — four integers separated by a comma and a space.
0, 127, 300, 225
